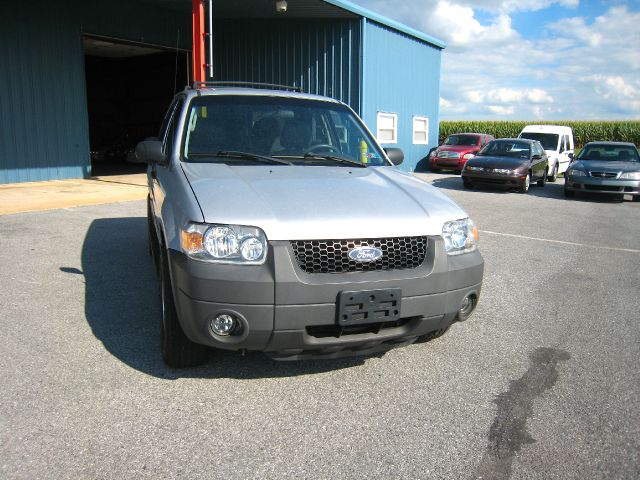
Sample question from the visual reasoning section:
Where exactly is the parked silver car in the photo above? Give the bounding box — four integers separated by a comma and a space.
137, 82, 484, 367
564, 142, 640, 201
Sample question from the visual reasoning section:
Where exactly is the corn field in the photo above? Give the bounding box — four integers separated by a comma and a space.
439, 121, 640, 148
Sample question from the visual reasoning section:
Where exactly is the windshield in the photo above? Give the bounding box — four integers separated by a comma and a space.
578, 145, 640, 162
479, 140, 531, 159
519, 132, 559, 150
444, 134, 479, 146
182, 96, 387, 166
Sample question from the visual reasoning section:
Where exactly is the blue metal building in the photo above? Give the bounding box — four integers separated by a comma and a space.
0, 0, 444, 184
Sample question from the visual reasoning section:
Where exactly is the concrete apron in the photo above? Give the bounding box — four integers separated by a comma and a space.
0, 174, 148, 215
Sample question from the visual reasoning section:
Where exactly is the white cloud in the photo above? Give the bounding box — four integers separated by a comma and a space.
582, 75, 640, 113
352, 1, 640, 119
455, 0, 579, 13
439, 96, 467, 114
487, 105, 515, 115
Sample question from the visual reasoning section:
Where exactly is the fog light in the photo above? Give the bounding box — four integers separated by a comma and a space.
457, 294, 478, 321
210, 314, 237, 336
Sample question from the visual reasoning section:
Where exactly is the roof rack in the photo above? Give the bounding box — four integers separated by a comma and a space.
191, 81, 302, 92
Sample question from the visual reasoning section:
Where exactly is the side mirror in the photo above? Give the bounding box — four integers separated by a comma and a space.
568, 152, 574, 160
384, 147, 404, 166
532, 154, 542, 160
135, 140, 166, 165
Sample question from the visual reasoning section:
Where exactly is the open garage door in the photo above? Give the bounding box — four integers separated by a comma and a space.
83, 34, 189, 176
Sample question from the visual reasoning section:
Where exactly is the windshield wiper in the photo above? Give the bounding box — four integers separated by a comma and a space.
189, 151, 291, 165
301, 153, 367, 168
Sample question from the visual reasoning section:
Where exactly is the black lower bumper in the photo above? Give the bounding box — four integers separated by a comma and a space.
168, 238, 483, 359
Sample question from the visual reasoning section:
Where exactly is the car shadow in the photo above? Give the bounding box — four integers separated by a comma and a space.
430, 176, 467, 192
413, 150, 436, 172
75, 217, 371, 379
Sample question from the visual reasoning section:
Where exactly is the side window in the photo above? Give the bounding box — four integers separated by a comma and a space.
158, 98, 179, 140
377, 112, 398, 144
533, 142, 542, 157
163, 97, 185, 157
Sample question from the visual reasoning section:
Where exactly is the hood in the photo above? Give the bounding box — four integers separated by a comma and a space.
180, 163, 467, 240
466, 155, 529, 170
572, 160, 640, 173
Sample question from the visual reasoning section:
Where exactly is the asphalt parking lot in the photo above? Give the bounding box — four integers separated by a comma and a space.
1, 173, 638, 479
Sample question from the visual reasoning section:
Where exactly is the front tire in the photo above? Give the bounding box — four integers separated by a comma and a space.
519, 172, 531, 193
548, 163, 558, 182
463, 178, 474, 189
537, 168, 547, 187
160, 252, 209, 368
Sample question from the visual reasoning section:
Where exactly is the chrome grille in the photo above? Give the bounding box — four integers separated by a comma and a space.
589, 171, 618, 178
437, 151, 460, 159
290, 237, 429, 274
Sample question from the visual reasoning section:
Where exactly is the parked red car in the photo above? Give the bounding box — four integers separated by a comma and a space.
429, 133, 494, 173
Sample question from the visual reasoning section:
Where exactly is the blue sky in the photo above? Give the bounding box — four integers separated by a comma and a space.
350, 1, 640, 120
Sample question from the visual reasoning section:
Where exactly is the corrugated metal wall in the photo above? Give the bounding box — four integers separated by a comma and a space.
361, 20, 442, 172
0, 1, 89, 184
212, 19, 361, 114
0, 1, 442, 183
0, 0, 191, 184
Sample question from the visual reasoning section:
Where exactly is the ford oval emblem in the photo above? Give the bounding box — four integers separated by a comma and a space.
348, 246, 383, 263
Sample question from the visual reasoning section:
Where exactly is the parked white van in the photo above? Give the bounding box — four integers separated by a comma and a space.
518, 125, 574, 182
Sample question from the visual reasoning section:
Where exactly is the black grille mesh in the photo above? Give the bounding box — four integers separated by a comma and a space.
290, 237, 428, 274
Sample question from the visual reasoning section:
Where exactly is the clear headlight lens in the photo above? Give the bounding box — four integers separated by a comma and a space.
463, 153, 476, 160
568, 169, 586, 177
620, 171, 640, 180
442, 218, 479, 256
181, 223, 267, 264
466, 165, 484, 171
493, 168, 514, 174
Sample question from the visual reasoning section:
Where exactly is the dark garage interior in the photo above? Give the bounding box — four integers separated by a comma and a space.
83, 35, 189, 176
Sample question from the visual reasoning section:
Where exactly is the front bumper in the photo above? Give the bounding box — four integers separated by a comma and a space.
431, 157, 465, 170
565, 176, 640, 195
168, 238, 483, 359
462, 171, 526, 189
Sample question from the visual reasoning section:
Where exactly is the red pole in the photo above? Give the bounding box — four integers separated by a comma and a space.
192, 0, 206, 83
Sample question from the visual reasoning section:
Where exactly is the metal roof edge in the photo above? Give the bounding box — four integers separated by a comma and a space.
322, 0, 447, 49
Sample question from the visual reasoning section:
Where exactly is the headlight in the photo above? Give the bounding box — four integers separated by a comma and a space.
463, 153, 476, 160
493, 168, 514, 174
567, 169, 586, 177
181, 223, 267, 264
620, 171, 640, 180
442, 218, 479, 256
466, 166, 484, 171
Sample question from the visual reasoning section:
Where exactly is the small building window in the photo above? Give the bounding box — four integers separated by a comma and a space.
377, 112, 397, 144
412, 116, 429, 144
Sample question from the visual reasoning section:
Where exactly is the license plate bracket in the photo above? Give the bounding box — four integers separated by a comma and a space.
337, 289, 402, 326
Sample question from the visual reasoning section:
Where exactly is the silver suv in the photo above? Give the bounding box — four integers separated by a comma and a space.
136, 82, 484, 367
